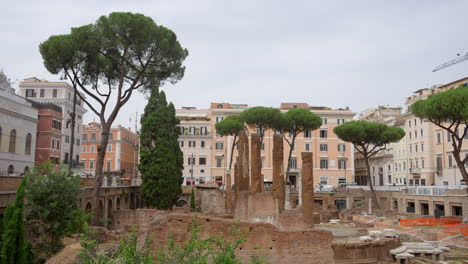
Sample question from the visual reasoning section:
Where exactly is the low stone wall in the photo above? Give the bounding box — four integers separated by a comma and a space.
332, 238, 400, 264
0, 176, 22, 191
197, 187, 225, 215
148, 213, 335, 264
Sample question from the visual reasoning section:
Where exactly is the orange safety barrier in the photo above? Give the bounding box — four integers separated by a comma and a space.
399, 217, 462, 226
443, 224, 468, 237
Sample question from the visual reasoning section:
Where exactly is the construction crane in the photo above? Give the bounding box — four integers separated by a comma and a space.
432, 52, 468, 72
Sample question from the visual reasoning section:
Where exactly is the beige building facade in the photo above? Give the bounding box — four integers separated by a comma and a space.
178, 102, 356, 188
404, 77, 468, 186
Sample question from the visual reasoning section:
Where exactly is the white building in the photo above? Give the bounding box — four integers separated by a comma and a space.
176, 107, 213, 186
0, 72, 37, 175
18, 78, 87, 166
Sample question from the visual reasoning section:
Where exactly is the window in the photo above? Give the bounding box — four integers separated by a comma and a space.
437, 132, 441, 144
320, 177, 328, 185
414, 119, 417, 126
90, 145, 95, 152
52, 89, 57, 98
40, 89, 44, 97
337, 119, 345, 125
319, 129, 327, 138
56, 140, 60, 150
64, 152, 69, 163
338, 143, 346, 152
109, 133, 113, 140
409, 145, 412, 153
89, 160, 94, 169
216, 116, 224, 123
448, 155, 453, 168
8, 129, 16, 153
420, 129, 423, 137
189, 127, 195, 135
415, 145, 418, 152
415, 131, 417, 138
52, 120, 61, 130
106, 160, 111, 171
436, 156, 442, 172
415, 160, 418, 168
304, 130, 311, 138
52, 139, 55, 149
215, 142, 223, 150
199, 157, 206, 165
338, 158, 346, 169
447, 131, 451, 142
107, 144, 112, 152
319, 143, 328, 152
261, 143, 265, 151
24, 133, 32, 155
304, 143, 310, 152
65, 135, 70, 143
201, 141, 205, 148
290, 158, 297, 169
82, 146, 86, 152
409, 132, 412, 140
216, 156, 222, 168
82, 134, 88, 140
25, 89, 35, 97
91, 133, 96, 140
76, 139, 80, 146
320, 158, 328, 169
188, 157, 196, 165
322, 118, 327, 125
421, 143, 424, 152
421, 159, 425, 168
179, 141, 184, 148
216, 104, 223, 109
338, 177, 346, 185
189, 141, 196, 148
201, 127, 207, 135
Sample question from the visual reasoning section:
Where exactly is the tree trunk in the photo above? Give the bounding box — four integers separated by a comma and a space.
364, 156, 380, 210
453, 153, 468, 186
68, 88, 77, 169
91, 127, 110, 226
284, 135, 295, 185
228, 135, 237, 170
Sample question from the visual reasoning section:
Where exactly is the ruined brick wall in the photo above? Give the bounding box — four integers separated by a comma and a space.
332, 238, 400, 264
148, 213, 335, 264
197, 187, 226, 216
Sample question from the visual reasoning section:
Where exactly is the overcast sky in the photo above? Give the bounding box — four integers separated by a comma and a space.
2, 1, 468, 129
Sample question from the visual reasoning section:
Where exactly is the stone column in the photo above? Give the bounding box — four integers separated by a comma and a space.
250, 133, 262, 194
302, 152, 314, 228
225, 170, 232, 213
238, 130, 250, 191
272, 134, 285, 212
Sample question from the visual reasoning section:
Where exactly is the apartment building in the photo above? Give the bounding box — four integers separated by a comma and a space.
18, 78, 87, 165
178, 102, 355, 188
81, 123, 139, 177
404, 77, 468, 186
176, 107, 213, 186
0, 72, 37, 175
356, 106, 408, 186
27, 100, 63, 165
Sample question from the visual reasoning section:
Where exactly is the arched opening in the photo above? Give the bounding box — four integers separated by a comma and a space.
107, 199, 113, 228
25, 133, 32, 155
8, 129, 16, 153
7, 165, 14, 175
116, 198, 120, 210
85, 202, 92, 212
98, 200, 104, 225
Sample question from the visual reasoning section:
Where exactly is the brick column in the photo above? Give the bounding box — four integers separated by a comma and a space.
302, 152, 314, 228
272, 134, 285, 212
238, 130, 250, 191
250, 133, 262, 194
225, 170, 232, 213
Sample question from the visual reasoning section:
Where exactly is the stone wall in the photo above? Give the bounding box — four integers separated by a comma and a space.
332, 238, 400, 264
147, 213, 335, 264
196, 186, 225, 216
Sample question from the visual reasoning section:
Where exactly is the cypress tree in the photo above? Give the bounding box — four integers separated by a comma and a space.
190, 188, 195, 210
139, 87, 183, 210
1, 176, 29, 264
